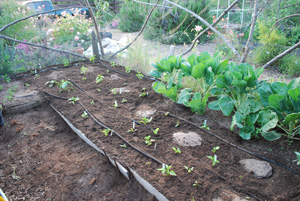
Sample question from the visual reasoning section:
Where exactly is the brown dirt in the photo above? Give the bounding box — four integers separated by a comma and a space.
1, 60, 300, 201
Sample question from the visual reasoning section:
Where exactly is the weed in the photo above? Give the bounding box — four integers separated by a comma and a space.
120, 144, 127, 148
81, 111, 88, 119
63, 59, 69, 66
144, 135, 155, 146
80, 66, 88, 75
96, 75, 104, 83
2, 74, 11, 83
157, 164, 177, 176
136, 72, 144, 80
101, 128, 112, 136
122, 98, 127, 103
140, 117, 152, 125
90, 55, 96, 63
68, 97, 80, 105
175, 120, 180, 128
152, 128, 159, 135
184, 166, 194, 173
125, 66, 131, 73
4, 86, 18, 103
110, 62, 117, 67
172, 147, 181, 154
201, 120, 210, 130
211, 146, 220, 153
207, 155, 220, 166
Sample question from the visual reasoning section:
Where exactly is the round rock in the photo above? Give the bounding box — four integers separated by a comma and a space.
173, 132, 202, 147
239, 159, 272, 179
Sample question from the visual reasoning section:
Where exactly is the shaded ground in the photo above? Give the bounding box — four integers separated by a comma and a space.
1, 61, 300, 200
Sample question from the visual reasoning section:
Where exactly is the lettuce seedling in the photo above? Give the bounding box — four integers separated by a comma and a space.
96, 75, 104, 83
207, 155, 219, 166
152, 128, 159, 135
120, 144, 127, 148
211, 146, 220, 153
184, 166, 194, 173
122, 98, 127, 103
101, 128, 112, 136
144, 135, 155, 146
140, 117, 152, 124
90, 55, 96, 63
193, 180, 199, 187
172, 147, 181, 154
110, 62, 117, 67
127, 128, 137, 133
81, 111, 88, 119
90, 100, 95, 105
136, 72, 144, 80
80, 66, 88, 75
125, 66, 131, 73
68, 97, 79, 105
111, 88, 117, 95
201, 120, 210, 130
157, 164, 177, 176
82, 77, 87, 81
96, 88, 101, 92
139, 92, 148, 97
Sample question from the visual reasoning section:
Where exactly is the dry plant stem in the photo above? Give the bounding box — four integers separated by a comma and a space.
239, 0, 258, 63
109, 0, 161, 59
181, 0, 240, 56
132, 0, 172, 8
262, 41, 300, 69
268, 14, 300, 37
0, 6, 93, 33
84, 0, 104, 57
163, 0, 241, 60
0, 34, 87, 59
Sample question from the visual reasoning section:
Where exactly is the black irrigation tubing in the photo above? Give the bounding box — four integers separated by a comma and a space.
43, 92, 68, 100
78, 102, 165, 165
68, 79, 85, 92
131, 119, 153, 130
159, 111, 300, 176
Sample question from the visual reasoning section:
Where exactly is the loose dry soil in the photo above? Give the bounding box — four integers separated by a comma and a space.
1, 60, 300, 201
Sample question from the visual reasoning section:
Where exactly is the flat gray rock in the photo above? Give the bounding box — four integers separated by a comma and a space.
173, 132, 202, 147
135, 105, 156, 118
240, 159, 272, 179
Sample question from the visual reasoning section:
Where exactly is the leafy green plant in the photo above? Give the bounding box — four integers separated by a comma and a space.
184, 166, 194, 173
144, 135, 155, 146
97, 88, 101, 92
90, 100, 95, 104
157, 164, 177, 176
152, 128, 159, 135
120, 144, 127, 149
24, 83, 30, 88
57, 80, 73, 93
201, 120, 210, 130
96, 75, 104, 83
110, 62, 117, 67
122, 98, 128, 103
4, 86, 18, 103
101, 128, 112, 136
81, 111, 88, 119
139, 92, 148, 97
0, 84, 3, 91
2, 74, 11, 83
82, 77, 87, 81
125, 66, 131, 73
90, 55, 96, 63
136, 72, 144, 80
68, 97, 80, 105
81, 66, 88, 75
63, 59, 70, 66
172, 147, 181, 154
207, 155, 220, 166
293, 152, 300, 165
211, 146, 220, 153
111, 88, 117, 95
140, 117, 152, 124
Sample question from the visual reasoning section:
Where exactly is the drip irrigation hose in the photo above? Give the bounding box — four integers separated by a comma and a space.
159, 111, 300, 176
68, 79, 85, 92
78, 102, 164, 165
43, 92, 68, 100
131, 119, 153, 130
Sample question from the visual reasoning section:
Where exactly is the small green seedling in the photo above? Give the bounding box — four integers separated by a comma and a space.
125, 66, 131, 73
68, 97, 79, 105
211, 146, 220, 153
90, 55, 96, 63
142, 88, 147, 92
81, 111, 88, 119
207, 155, 220, 166
24, 83, 30, 87
136, 72, 144, 80
122, 98, 127, 103
144, 135, 155, 146
157, 164, 177, 176
96, 75, 104, 83
90, 100, 95, 105
146, 162, 152, 165
120, 144, 127, 148
140, 117, 152, 125
110, 62, 117, 67
184, 166, 194, 173
111, 88, 117, 95
127, 128, 137, 133
4, 86, 18, 103
45, 80, 57, 87
96, 88, 101, 92
106, 70, 110, 73
191, 196, 195, 201
172, 147, 181, 154
101, 128, 112, 136
139, 92, 148, 97
22, 132, 28, 136
293, 151, 300, 165
57, 79, 73, 93
113, 100, 118, 108
2, 74, 11, 83
82, 77, 87, 81
63, 59, 69, 66
80, 66, 88, 75
152, 128, 159, 135
175, 120, 180, 128
193, 180, 199, 187
165, 112, 169, 116
35, 74, 40, 78
201, 120, 210, 130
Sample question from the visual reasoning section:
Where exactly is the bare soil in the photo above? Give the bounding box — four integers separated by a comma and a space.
1, 61, 300, 200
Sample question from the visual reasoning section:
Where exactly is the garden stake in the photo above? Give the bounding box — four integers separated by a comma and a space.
103, 148, 111, 164
113, 157, 121, 176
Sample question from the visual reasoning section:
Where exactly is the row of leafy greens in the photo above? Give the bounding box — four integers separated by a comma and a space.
150, 52, 300, 142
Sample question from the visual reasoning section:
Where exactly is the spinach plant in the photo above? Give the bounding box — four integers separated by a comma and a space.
144, 135, 155, 146
152, 128, 159, 135
68, 97, 79, 105
207, 155, 219, 166
172, 147, 181, 154
140, 117, 152, 124
184, 166, 194, 173
157, 164, 177, 176
101, 128, 112, 136
80, 66, 88, 75
96, 75, 104, 83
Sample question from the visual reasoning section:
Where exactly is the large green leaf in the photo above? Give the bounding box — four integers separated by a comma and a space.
208, 100, 220, 110
282, 113, 300, 125
288, 77, 300, 89
177, 88, 192, 105
188, 99, 203, 113
205, 67, 214, 85
152, 81, 166, 93
261, 131, 281, 141
257, 109, 278, 133
231, 111, 243, 130
151, 62, 164, 72
180, 60, 192, 76
191, 63, 205, 79
219, 95, 235, 116
239, 125, 254, 140
256, 82, 273, 107
197, 51, 211, 62
271, 82, 288, 95
268, 94, 285, 111
216, 59, 228, 75
288, 88, 300, 102
149, 70, 162, 78
216, 75, 227, 88
187, 54, 197, 66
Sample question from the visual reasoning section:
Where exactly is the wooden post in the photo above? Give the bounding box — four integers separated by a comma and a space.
168, 45, 175, 56
91, 31, 100, 60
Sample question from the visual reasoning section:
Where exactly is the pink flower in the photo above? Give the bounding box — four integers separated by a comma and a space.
74, 36, 79, 41
42, 5, 45, 8
222, 18, 225, 22
239, 33, 244, 37
70, 27, 74, 31
195, 25, 203, 32
213, 16, 216, 19
213, 19, 216, 23
49, 37, 54, 42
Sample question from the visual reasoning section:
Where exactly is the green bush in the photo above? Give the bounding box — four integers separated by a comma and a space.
0, 39, 23, 75
0, 0, 39, 44
118, 0, 150, 32
144, 0, 211, 45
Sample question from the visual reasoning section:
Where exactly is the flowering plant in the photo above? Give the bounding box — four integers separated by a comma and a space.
47, 9, 92, 48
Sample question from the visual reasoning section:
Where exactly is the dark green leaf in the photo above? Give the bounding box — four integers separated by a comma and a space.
208, 100, 220, 110
219, 95, 235, 116
149, 70, 162, 78
177, 88, 192, 105
261, 131, 281, 141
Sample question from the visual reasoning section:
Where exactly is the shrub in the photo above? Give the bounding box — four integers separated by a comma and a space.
118, 0, 150, 32
144, 0, 211, 45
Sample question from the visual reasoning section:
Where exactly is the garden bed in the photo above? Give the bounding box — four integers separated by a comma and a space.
1, 60, 300, 200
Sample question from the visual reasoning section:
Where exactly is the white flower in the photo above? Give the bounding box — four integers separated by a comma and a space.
88, 29, 92, 34
74, 36, 79, 41
195, 25, 203, 32
81, 40, 84, 43
49, 37, 54, 42
77, 32, 80, 35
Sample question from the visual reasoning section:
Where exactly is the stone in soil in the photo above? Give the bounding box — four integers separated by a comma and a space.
213, 189, 249, 201
239, 159, 273, 179
135, 105, 156, 118
173, 131, 202, 147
